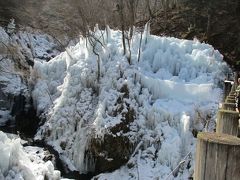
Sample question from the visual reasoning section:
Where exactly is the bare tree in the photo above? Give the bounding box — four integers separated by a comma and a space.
117, 0, 127, 55
88, 33, 102, 83
137, 30, 143, 62
72, 0, 106, 83
126, 0, 138, 39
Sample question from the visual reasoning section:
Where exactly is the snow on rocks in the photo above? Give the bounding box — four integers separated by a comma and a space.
0, 25, 60, 132
0, 25, 59, 97
32, 26, 230, 179
0, 131, 60, 180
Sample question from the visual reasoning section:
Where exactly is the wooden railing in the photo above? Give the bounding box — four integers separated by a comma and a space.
194, 83, 240, 180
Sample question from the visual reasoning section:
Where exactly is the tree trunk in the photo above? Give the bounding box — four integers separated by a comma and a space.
128, 0, 135, 39
206, 9, 212, 40
137, 31, 143, 62
119, 0, 126, 55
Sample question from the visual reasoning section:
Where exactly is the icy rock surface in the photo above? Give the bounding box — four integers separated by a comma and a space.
0, 26, 59, 127
32, 27, 229, 179
0, 26, 59, 96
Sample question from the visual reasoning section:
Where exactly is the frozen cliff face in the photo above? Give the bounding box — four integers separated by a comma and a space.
0, 26, 59, 130
0, 25, 59, 98
32, 26, 230, 179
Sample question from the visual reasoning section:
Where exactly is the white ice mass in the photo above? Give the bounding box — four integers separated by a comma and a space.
0, 131, 60, 180
31, 26, 229, 179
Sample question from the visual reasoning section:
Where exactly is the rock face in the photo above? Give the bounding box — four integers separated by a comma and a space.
0, 26, 58, 136
0, 84, 12, 111
89, 134, 133, 173
87, 84, 135, 173
13, 95, 40, 136
0, 78, 39, 136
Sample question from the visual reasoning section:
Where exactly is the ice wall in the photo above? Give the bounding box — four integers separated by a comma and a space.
32, 27, 230, 178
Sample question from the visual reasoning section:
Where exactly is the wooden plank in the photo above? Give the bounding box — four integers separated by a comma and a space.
215, 144, 228, 180
204, 142, 217, 179
194, 137, 207, 179
226, 146, 240, 180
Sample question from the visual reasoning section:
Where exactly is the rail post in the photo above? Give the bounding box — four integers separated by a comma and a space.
216, 109, 239, 136
194, 132, 240, 180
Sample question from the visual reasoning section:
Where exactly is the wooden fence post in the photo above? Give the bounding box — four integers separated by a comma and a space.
226, 96, 235, 100
225, 98, 235, 104
222, 103, 236, 111
224, 81, 232, 99
216, 109, 239, 136
228, 92, 236, 98
228, 95, 235, 99
194, 132, 240, 180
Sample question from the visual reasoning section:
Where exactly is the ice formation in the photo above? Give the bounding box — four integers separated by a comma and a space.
0, 131, 60, 180
32, 26, 229, 179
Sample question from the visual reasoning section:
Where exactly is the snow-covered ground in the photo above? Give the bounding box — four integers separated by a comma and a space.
31, 25, 230, 179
